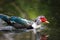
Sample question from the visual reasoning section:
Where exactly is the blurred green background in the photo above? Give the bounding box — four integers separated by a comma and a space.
0, 0, 60, 40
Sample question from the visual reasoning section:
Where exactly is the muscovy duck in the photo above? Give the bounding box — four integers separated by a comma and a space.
0, 14, 49, 32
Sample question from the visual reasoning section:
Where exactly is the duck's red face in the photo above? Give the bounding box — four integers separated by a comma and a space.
40, 17, 49, 23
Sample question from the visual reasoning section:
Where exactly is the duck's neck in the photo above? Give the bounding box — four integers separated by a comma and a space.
32, 22, 41, 29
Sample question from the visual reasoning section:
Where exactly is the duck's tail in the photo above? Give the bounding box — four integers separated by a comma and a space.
0, 14, 12, 25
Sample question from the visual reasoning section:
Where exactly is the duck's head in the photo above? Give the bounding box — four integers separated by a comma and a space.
35, 16, 49, 24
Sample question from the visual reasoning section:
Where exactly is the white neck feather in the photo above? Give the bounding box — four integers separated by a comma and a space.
32, 22, 41, 29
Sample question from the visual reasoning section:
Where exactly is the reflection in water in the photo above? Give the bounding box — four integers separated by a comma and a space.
0, 32, 15, 40
0, 31, 35, 40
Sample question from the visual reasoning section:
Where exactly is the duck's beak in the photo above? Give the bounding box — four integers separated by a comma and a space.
45, 21, 49, 23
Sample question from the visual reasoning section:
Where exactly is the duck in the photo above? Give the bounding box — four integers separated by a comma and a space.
0, 14, 49, 32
